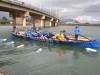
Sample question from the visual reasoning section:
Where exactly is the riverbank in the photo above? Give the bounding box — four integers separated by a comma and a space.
0, 24, 32, 26
1, 24, 100, 26
58, 23, 100, 26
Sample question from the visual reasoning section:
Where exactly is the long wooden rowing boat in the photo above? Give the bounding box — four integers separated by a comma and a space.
10, 32, 100, 48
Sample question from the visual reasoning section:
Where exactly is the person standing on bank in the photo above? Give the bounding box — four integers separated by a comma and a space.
74, 24, 81, 41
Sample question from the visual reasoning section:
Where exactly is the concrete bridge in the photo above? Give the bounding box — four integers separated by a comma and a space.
0, 0, 59, 28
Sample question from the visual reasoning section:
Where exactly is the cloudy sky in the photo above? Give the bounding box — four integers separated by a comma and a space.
0, 0, 100, 23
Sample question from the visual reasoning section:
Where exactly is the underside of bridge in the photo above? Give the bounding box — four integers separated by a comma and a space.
0, 0, 59, 29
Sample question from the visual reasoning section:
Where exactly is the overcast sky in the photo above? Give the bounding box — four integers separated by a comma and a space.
0, 0, 100, 23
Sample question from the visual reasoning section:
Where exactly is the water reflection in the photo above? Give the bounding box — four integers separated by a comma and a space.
73, 50, 79, 62
0, 26, 100, 75
0, 37, 99, 68
56, 48, 63, 56
0, 60, 17, 67
32, 40, 99, 58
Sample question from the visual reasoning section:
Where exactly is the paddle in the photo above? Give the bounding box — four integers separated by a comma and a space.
67, 33, 74, 36
79, 34, 100, 45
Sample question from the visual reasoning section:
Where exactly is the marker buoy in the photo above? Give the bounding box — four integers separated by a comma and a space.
86, 48, 97, 52
6, 41, 14, 46
0, 39, 7, 43
17, 44, 24, 48
36, 48, 42, 53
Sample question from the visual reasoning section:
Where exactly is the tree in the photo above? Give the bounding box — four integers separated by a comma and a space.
2, 16, 7, 20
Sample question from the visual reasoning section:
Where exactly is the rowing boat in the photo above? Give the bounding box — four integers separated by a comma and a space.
10, 32, 100, 48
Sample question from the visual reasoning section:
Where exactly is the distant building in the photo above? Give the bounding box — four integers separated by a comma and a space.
66, 19, 79, 24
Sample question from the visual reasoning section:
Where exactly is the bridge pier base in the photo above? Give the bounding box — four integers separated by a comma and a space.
40, 19, 44, 27
22, 17, 26, 29
32, 18, 35, 28
50, 21, 52, 27
22, 11, 29, 29
12, 14, 16, 29
49, 18, 53, 27
55, 20, 58, 26
44, 20, 46, 27
55, 22, 57, 26
40, 15, 45, 27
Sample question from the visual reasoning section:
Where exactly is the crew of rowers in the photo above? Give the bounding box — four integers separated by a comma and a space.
13, 28, 69, 41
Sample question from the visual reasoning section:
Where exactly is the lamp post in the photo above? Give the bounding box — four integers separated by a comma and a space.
49, 0, 51, 13
56, 7, 58, 16
40, 0, 41, 9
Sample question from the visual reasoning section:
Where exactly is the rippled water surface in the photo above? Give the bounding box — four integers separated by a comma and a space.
0, 26, 100, 75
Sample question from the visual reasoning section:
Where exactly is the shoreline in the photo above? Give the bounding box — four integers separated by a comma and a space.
58, 23, 100, 26
0, 24, 32, 26
0, 24, 100, 26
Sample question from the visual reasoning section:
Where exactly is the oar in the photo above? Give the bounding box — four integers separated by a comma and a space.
67, 33, 74, 36
79, 34, 100, 45
79, 34, 91, 40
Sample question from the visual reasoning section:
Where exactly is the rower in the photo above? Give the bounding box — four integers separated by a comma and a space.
38, 30, 44, 39
24, 29, 28, 37
14, 28, 20, 34
62, 30, 69, 40
53, 31, 66, 41
52, 30, 57, 36
42, 29, 49, 39
47, 30, 54, 39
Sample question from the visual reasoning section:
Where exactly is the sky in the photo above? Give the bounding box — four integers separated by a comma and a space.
0, 0, 100, 24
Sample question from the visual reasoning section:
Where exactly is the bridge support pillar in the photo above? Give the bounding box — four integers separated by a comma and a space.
50, 21, 52, 27
22, 17, 26, 29
50, 18, 53, 27
44, 20, 46, 27
55, 20, 58, 26
40, 15, 45, 27
54, 22, 57, 26
12, 13, 16, 29
22, 11, 29, 29
53, 20, 58, 26
32, 17, 35, 28
40, 19, 45, 27
33, 18, 35, 28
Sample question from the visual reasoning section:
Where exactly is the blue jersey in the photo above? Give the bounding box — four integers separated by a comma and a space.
35, 30, 39, 33
42, 30, 48, 35
32, 31, 35, 35
74, 26, 81, 34
62, 32, 67, 38
48, 32, 54, 38
29, 32, 33, 36
38, 32, 43, 37
52, 31, 57, 36
15, 28, 19, 33
24, 31, 28, 35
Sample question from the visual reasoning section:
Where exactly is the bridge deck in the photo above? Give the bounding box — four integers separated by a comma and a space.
0, 68, 16, 75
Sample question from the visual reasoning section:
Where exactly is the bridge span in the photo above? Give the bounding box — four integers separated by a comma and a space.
0, 0, 59, 28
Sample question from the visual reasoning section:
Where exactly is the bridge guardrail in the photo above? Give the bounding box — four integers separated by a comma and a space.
2, 0, 59, 19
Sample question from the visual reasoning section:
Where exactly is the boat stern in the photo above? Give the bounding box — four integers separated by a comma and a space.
91, 39, 100, 48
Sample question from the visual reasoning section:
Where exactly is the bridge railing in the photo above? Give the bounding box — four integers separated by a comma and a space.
3, 0, 59, 19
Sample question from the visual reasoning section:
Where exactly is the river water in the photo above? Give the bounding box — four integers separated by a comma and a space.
0, 26, 100, 75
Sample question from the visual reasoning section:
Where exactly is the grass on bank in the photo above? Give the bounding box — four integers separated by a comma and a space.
0, 20, 12, 25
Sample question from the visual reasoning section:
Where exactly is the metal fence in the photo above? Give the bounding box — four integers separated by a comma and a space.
2, 0, 59, 19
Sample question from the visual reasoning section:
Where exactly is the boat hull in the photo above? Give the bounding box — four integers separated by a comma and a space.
11, 33, 100, 48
